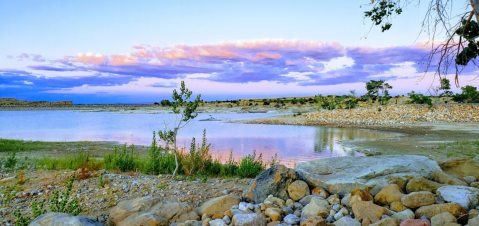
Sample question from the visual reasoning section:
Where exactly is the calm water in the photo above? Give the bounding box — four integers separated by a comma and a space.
0, 111, 396, 166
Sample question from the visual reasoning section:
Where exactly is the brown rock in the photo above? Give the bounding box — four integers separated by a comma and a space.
362, 218, 371, 226
224, 210, 233, 218
471, 182, 479, 189
195, 195, 240, 217
231, 213, 266, 226
401, 191, 435, 209
399, 219, 431, 226
351, 186, 373, 202
390, 201, 407, 212
370, 218, 399, 226
431, 170, 467, 186
109, 196, 160, 225
414, 203, 467, 219
287, 180, 310, 201
352, 201, 388, 223
469, 209, 479, 219
301, 197, 329, 218
265, 208, 282, 222
374, 184, 405, 205
311, 187, 330, 198
440, 159, 479, 179
406, 177, 444, 193
430, 212, 456, 226
267, 221, 281, 226
300, 216, 326, 226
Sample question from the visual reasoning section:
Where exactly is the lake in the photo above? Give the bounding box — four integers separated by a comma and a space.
0, 110, 397, 166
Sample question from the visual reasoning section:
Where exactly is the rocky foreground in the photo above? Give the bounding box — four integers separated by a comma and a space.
236, 104, 479, 127
7, 154, 479, 226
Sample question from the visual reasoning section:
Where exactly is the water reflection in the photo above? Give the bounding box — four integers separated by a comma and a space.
0, 111, 397, 167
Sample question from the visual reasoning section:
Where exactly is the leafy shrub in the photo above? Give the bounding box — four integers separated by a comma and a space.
236, 151, 265, 178
5, 151, 18, 169
105, 144, 138, 172
180, 130, 211, 176
406, 91, 433, 107
14, 176, 82, 226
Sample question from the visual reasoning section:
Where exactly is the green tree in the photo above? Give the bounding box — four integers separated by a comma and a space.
364, 0, 479, 85
366, 80, 393, 105
158, 81, 202, 177
453, 85, 479, 103
439, 78, 454, 97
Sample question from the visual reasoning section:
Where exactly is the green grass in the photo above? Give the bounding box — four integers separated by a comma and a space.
439, 140, 479, 158
34, 153, 103, 171
0, 138, 118, 153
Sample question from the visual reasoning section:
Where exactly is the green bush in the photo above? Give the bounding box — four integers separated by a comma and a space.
406, 91, 433, 107
453, 85, 479, 103
105, 143, 138, 172
14, 176, 82, 226
4, 151, 18, 169
34, 153, 102, 171
236, 151, 265, 178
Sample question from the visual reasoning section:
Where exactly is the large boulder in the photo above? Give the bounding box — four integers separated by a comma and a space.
431, 170, 467, 186
295, 155, 441, 196
109, 196, 199, 226
437, 185, 479, 209
440, 159, 479, 179
30, 213, 105, 226
414, 203, 467, 219
194, 195, 240, 217
243, 164, 298, 203
406, 177, 444, 193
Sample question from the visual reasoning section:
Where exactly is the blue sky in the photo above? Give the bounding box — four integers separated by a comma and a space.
1, 1, 477, 103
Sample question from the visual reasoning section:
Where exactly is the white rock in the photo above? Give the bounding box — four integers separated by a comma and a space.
209, 219, 227, 226
334, 211, 344, 220
333, 216, 361, 226
283, 214, 300, 225
437, 185, 479, 209
391, 209, 414, 222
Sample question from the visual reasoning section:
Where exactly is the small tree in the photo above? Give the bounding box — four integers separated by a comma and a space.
366, 80, 392, 105
439, 78, 454, 97
158, 81, 202, 177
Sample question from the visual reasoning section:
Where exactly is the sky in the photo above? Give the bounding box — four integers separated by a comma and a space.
1, 1, 478, 104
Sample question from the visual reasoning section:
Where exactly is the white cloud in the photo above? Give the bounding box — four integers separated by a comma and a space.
322, 56, 355, 72
23, 81, 34, 85
280, 72, 312, 81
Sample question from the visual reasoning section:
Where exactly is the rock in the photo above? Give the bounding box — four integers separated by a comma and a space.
265, 208, 282, 221
470, 209, 479, 219
341, 194, 350, 206
401, 191, 436, 209
391, 209, 415, 222
352, 201, 388, 223
333, 216, 361, 226
243, 165, 298, 203
0, 176, 16, 183
471, 182, 479, 189
464, 176, 477, 185
440, 159, 479, 180
194, 195, 240, 217
295, 155, 441, 196
112, 198, 199, 226
430, 212, 456, 226
209, 219, 227, 226
264, 195, 286, 207
431, 170, 467, 186
29, 212, 104, 226
286, 199, 294, 207
299, 195, 325, 206
327, 194, 340, 205
284, 214, 300, 224
437, 185, 479, 209
406, 177, 444, 193
370, 218, 399, 226
109, 196, 160, 225
399, 219, 431, 226
300, 216, 326, 226
231, 213, 266, 226
375, 184, 405, 205
468, 216, 479, 226
287, 180, 310, 201
415, 203, 467, 219
312, 187, 330, 198
266, 221, 281, 226
334, 211, 343, 220
351, 186, 373, 201
301, 197, 330, 218
390, 201, 407, 212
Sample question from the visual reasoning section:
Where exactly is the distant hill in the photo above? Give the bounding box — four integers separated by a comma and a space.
0, 98, 73, 106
